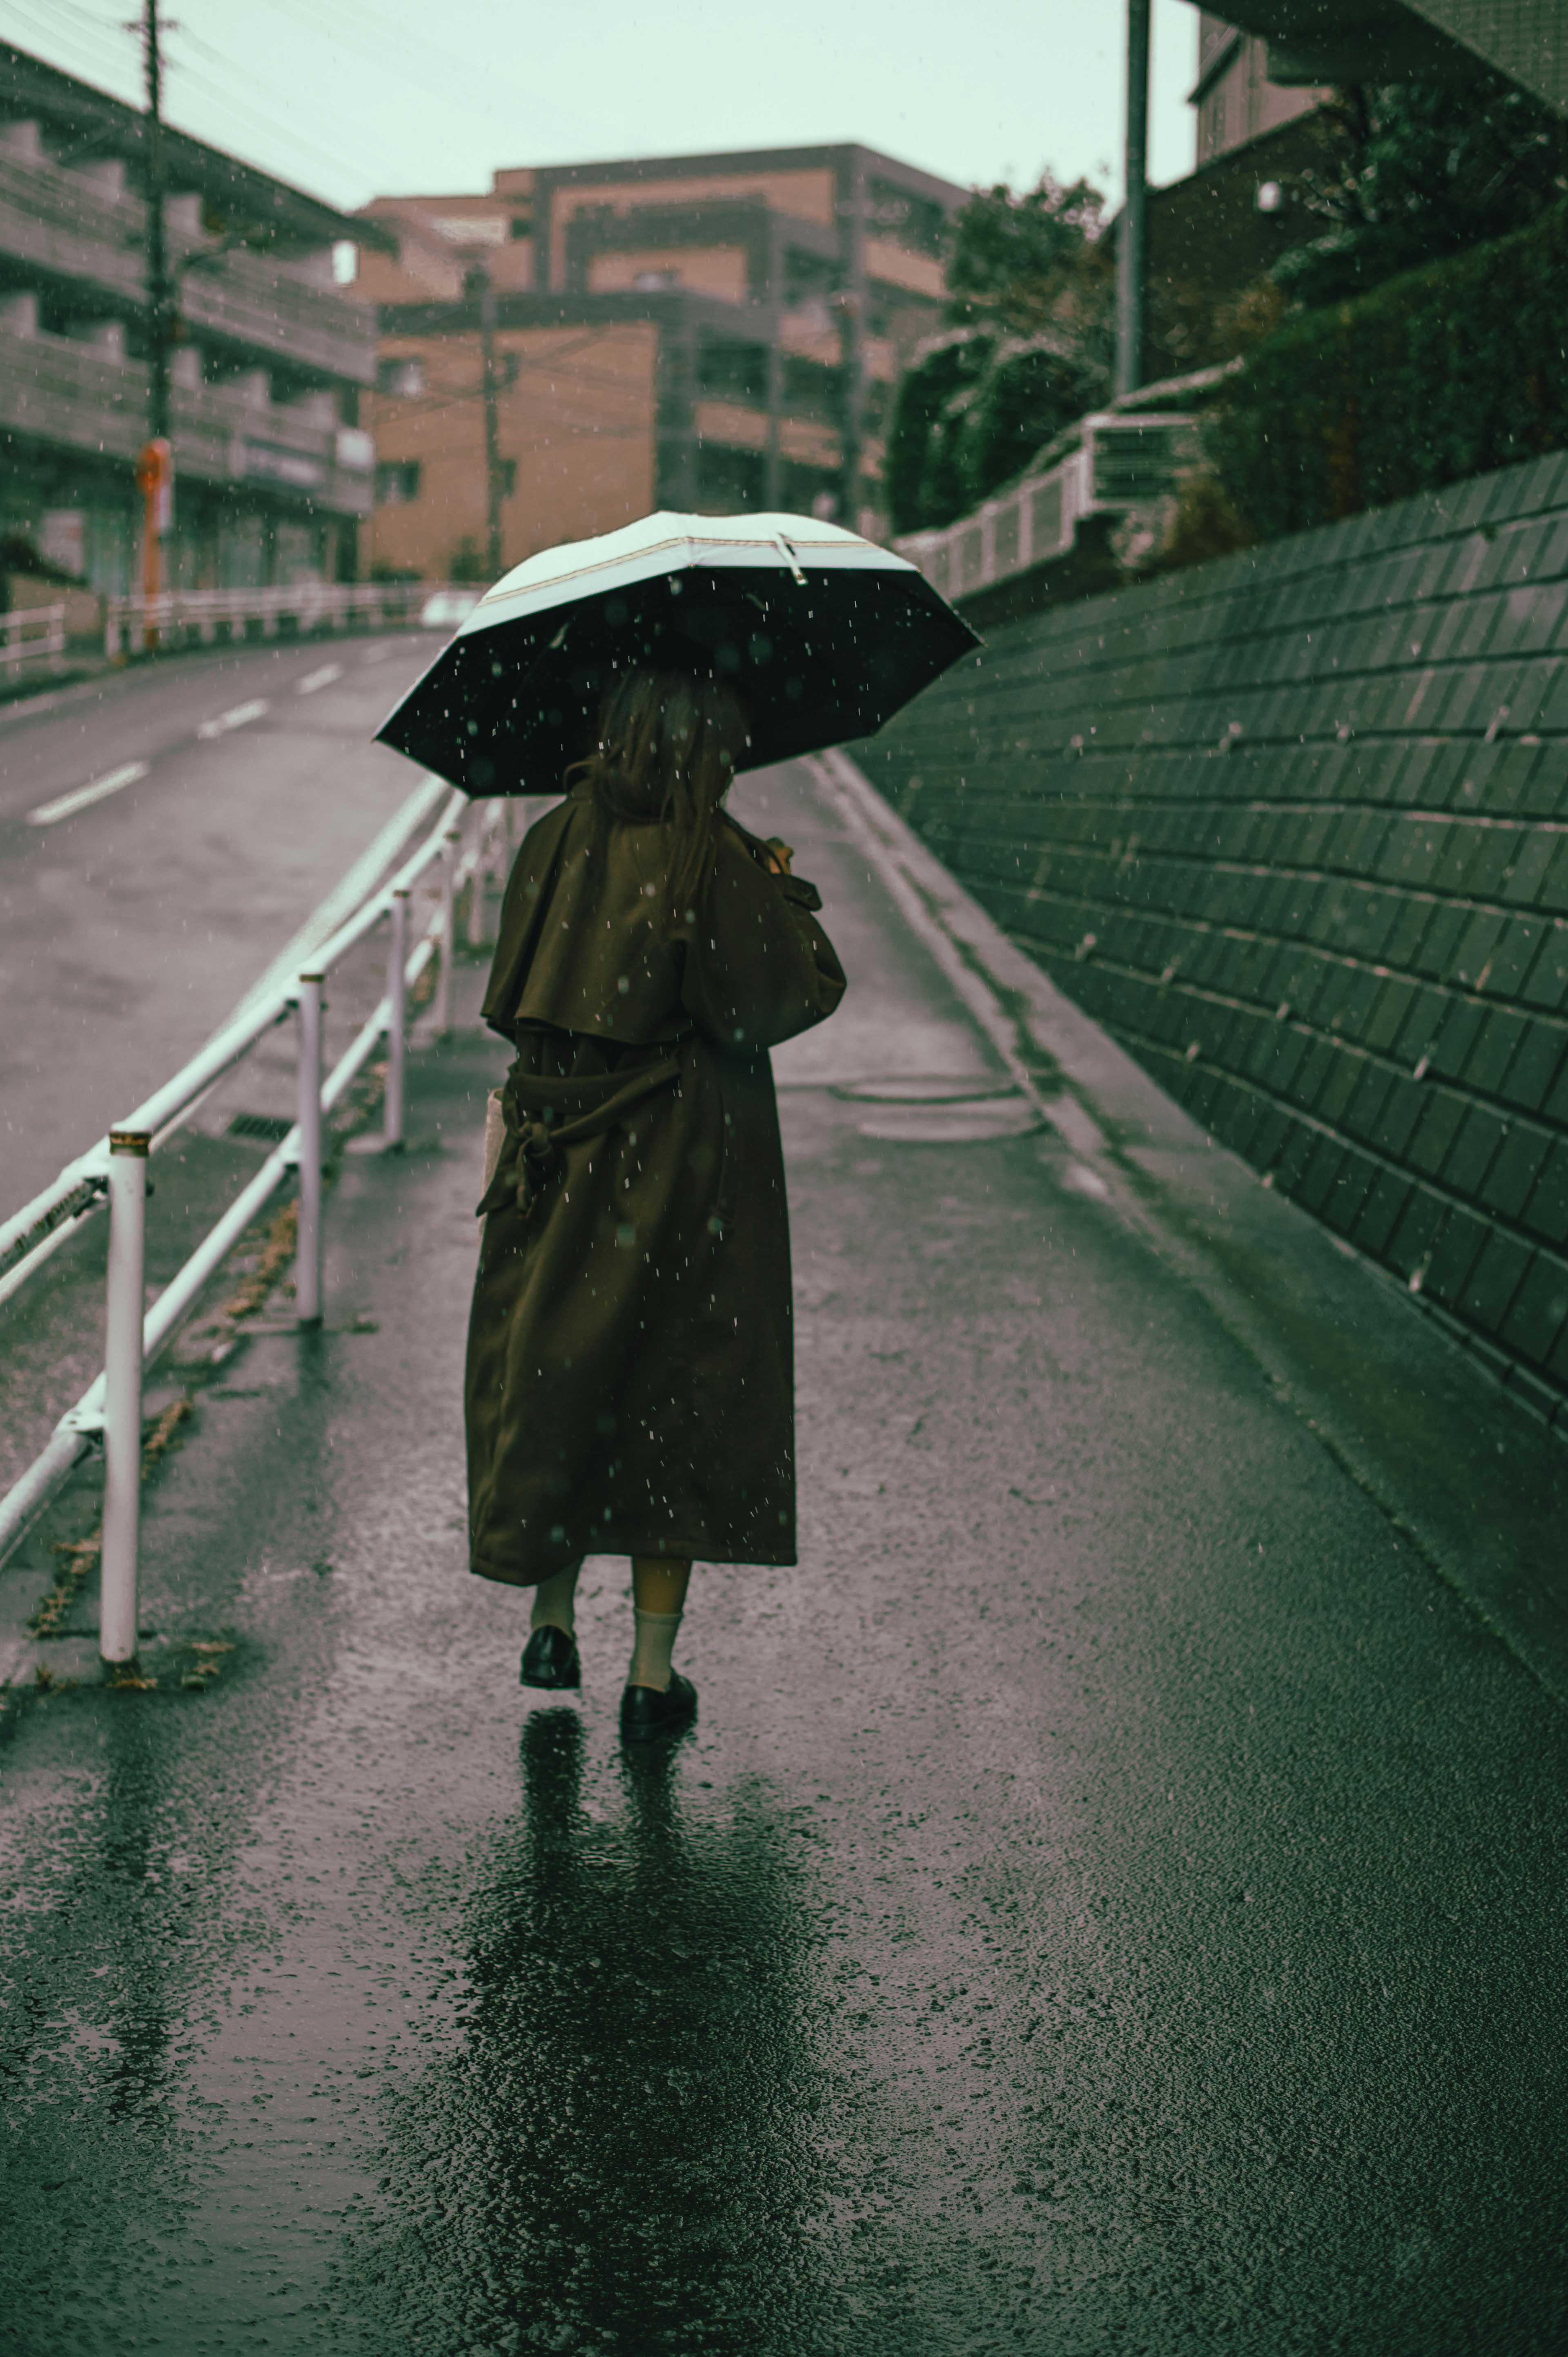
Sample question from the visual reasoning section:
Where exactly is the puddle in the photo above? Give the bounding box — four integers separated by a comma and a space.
834, 1075, 1042, 1143
833, 1075, 1017, 1105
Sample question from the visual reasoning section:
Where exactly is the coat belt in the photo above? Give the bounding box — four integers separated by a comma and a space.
475, 1047, 685, 1220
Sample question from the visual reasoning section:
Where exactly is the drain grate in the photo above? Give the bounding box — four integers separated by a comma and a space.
227, 1111, 292, 1143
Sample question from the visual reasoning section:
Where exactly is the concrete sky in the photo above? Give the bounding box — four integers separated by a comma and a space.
4, 0, 1200, 214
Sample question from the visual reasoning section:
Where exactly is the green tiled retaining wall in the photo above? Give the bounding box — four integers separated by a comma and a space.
852, 450, 1568, 1434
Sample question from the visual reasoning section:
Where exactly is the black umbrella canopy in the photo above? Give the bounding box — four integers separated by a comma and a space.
374, 511, 981, 798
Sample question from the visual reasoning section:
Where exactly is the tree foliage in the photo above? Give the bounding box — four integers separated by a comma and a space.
885, 174, 1111, 535
1274, 74, 1568, 309
1208, 194, 1568, 544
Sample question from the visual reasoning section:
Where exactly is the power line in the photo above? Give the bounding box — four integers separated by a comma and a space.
160, 27, 396, 192
0, 0, 386, 197
0, 0, 137, 91
305, 0, 531, 134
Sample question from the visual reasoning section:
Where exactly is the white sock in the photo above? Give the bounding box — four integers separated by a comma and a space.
628, 1607, 682, 1693
530, 1561, 581, 1637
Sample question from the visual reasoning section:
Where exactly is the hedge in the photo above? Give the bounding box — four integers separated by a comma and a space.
1210, 197, 1568, 542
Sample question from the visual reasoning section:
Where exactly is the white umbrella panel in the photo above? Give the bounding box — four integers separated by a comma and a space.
374, 509, 982, 798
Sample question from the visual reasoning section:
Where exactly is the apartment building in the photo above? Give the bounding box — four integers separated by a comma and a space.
353, 143, 964, 581
1190, 13, 1328, 165
0, 40, 382, 597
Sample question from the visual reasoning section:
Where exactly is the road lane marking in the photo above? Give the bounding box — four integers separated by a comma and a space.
196, 697, 270, 739
26, 761, 150, 826
296, 663, 343, 695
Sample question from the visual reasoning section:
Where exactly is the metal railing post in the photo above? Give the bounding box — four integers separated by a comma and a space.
296, 973, 325, 1325
466, 801, 488, 950
100, 1129, 149, 1668
384, 890, 408, 1148
433, 829, 459, 1037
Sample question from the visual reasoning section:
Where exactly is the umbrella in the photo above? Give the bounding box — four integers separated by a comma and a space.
374, 509, 981, 798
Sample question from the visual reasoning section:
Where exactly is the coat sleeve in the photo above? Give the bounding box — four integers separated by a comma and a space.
678, 827, 846, 1050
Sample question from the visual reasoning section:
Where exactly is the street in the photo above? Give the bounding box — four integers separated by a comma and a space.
1, 731, 1565, 2355
0, 633, 437, 1211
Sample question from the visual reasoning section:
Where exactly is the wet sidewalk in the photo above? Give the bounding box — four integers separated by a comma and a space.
2, 760, 1567, 2356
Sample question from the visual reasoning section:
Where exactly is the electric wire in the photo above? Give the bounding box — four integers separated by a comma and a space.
0, 0, 384, 202
0, 0, 138, 96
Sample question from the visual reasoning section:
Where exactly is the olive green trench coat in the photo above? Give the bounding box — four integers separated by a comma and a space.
465, 783, 846, 1586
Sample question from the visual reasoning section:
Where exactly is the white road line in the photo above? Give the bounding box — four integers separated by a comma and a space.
297, 663, 343, 696
196, 697, 270, 740
26, 760, 150, 827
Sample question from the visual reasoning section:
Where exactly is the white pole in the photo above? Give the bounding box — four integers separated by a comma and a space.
465, 800, 488, 950
296, 973, 325, 1325
384, 890, 408, 1148
100, 1129, 149, 1668
433, 829, 458, 1037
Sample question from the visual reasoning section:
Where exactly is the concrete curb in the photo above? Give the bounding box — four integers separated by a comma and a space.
809, 749, 1568, 1710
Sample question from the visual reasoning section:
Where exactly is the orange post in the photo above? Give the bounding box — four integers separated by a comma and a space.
134, 437, 172, 651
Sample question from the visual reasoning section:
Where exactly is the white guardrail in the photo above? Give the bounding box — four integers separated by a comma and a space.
2, 602, 68, 681
893, 411, 1194, 605
0, 784, 517, 1667
105, 579, 461, 658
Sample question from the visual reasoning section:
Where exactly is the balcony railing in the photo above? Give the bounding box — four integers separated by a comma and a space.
180, 251, 373, 386
0, 329, 373, 513
0, 147, 373, 385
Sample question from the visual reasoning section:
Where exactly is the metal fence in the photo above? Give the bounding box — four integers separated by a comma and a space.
0, 785, 519, 1666
893, 412, 1194, 605
104, 578, 462, 657
1, 601, 67, 680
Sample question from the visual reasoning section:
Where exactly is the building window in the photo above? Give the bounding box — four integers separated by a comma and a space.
510, 214, 532, 241
501, 351, 522, 388
867, 180, 949, 259
782, 353, 841, 419
375, 460, 422, 506
780, 459, 840, 517
695, 445, 765, 511
376, 357, 424, 397
697, 337, 768, 405
332, 240, 359, 285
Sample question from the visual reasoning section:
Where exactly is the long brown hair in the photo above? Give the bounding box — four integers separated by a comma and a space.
566, 668, 750, 916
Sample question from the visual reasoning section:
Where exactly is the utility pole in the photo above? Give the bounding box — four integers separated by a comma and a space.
477, 265, 504, 579
1115, 0, 1150, 401
835, 159, 868, 530
142, 0, 171, 440
137, 0, 173, 634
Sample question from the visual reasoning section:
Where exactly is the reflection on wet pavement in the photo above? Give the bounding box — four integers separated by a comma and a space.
339, 1711, 837, 2353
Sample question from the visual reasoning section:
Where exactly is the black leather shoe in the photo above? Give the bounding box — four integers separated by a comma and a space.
521, 1625, 581, 1690
619, 1670, 697, 1743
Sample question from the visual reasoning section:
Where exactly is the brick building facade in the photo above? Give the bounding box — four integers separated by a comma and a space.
352, 143, 964, 581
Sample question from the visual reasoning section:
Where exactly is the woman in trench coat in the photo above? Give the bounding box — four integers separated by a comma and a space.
464, 666, 846, 1739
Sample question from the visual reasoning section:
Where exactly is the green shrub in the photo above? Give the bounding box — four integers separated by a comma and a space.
885, 336, 988, 535
885, 172, 1111, 535
1210, 196, 1568, 542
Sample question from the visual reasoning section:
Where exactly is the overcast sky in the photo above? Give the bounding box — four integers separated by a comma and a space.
4, 0, 1200, 214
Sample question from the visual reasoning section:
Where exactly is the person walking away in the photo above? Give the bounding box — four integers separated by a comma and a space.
465, 667, 846, 1740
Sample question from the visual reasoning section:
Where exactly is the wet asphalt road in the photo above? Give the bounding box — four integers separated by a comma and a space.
2, 762, 1566, 2355
0, 633, 435, 1209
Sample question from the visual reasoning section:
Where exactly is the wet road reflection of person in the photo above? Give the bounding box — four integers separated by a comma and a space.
340, 1707, 841, 2355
